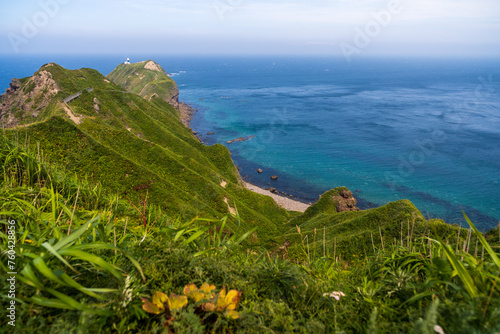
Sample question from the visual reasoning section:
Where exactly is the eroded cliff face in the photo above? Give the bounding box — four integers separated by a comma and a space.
144, 60, 164, 72
168, 90, 180, 109
0, 66, 61, 127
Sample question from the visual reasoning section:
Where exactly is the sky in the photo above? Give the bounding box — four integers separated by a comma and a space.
0, 0, 499, 57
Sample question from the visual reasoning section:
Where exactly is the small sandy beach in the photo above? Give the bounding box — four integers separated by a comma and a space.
180, 103, 311, 213
245, 182, 311, 213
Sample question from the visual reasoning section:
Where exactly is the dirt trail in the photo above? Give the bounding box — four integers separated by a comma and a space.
61, 102, 81, 125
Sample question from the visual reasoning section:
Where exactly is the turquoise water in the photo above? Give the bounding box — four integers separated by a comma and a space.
1, 55, 499, 229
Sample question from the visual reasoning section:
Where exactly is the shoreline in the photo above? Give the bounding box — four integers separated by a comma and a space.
177, 100, 498, 228
179, 100, 311, 213
178, 102, 196, 128
244, 182, 311, 213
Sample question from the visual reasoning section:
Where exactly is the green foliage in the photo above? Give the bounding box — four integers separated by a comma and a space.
411, 299, 440, 334
162, 215, 258, 258
3, 60, 292, 241
1, 61, 499, 333
107, 61, 178, 103
0, 183, 145, 314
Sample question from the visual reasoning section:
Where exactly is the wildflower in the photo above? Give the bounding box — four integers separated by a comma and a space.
323, 291, 346, 301
434, 325, 445, 334
203, 286, 242, 319
183, 282, 216, 302
141, 291, 188, 314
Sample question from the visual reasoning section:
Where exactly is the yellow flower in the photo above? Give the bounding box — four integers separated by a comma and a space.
216, 287, 241, 311
213, 286, 242, 319
141, 291, 188, 314
183, 283, 216, 302
200, 282, 216, 297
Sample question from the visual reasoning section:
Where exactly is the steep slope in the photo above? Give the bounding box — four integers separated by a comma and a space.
279, 187, 461, 259
0, 61, 463, 252
0, 63, 292, 244
0, 65, 63, 127
107, 60, 179, 107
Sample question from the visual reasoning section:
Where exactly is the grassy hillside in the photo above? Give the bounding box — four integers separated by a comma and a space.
1, 62, 294, 245
1, 61, 495, 249
107, 60, 179, 107
0, 138, 499, 333
279, 188, 465, 260
0, 61, 499, 332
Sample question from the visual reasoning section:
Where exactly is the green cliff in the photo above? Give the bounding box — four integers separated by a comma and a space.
0, 62, 296, 244
107, 60, 179, 108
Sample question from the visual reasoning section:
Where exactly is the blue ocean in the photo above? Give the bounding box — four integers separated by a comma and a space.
1, 55, 499, 230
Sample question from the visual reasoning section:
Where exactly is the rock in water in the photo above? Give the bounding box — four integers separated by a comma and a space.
227, 135, 255, 144
270, 175, 278, 180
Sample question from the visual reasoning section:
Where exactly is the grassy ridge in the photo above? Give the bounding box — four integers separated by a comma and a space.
0, 138, 499, 333
3, 62, 495, 250
107, 61, 178, 103
3, 63, 293, 244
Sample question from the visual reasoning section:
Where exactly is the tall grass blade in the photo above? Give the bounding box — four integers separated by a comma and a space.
53, 215, 100, 251
59, 272, 104, 300
32, 257, 66, 285
29, 297, 76, 310
18, 264, 43, 289
463, 212, 500, 269
432, 239, 477, 298
42, 242, 79, 273
234, 227, 258, 245
45, 287, 88, 311
58, 249, 123, 280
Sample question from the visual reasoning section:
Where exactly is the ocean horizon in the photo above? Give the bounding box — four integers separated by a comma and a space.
1, 54, 499, 230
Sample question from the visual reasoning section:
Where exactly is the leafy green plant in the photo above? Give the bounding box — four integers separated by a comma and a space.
1, 214, 145, 313
162, 215, 257, 257
428, 213, 500, 301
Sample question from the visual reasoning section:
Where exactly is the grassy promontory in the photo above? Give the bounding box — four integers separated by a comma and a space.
0, 61, 499, 332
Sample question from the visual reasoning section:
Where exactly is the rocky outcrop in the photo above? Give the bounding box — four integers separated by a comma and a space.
169, 91, 180, 109
227, 135, 255, 144
0, 68, 61, 127
144, 60, 164, 72
4, 79, 21, 95
333, 189, 359, 212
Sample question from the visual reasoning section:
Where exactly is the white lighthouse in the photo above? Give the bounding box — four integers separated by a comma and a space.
124, 58, 130, 65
